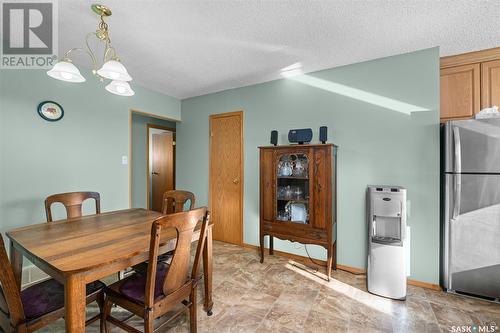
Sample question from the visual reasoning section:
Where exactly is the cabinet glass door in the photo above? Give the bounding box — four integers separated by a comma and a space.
276, 153, 309, 224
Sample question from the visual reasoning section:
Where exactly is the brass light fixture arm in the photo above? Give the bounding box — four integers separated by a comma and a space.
58, 5, 121, 79
104, 43, 118, 62
62, 45, 96, 70
61, 31, 106, 76
84, 32, 100, 71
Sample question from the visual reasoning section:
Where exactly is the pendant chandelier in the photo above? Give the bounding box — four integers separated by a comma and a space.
47, 4, 134, 96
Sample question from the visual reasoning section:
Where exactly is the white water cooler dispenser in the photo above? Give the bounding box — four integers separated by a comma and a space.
367, 186, 407, 300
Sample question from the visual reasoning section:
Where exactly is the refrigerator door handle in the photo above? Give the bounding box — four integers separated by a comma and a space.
453, 126, 462, 173
452, 174, 462, 220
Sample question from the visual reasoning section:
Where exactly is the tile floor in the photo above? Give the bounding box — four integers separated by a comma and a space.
39, 241, 500, 332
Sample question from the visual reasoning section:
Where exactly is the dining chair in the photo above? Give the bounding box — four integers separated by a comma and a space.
133, 190, 196, 276
44, 191, 101, 222
103, 207, 210, 333
44, 192, 125, 282
161, 190, 195, 214
0, 234, 106, 333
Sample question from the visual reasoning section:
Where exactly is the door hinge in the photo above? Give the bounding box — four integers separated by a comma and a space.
173, 141, 176, 146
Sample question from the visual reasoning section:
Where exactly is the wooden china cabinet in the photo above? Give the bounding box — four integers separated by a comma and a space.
259, 143, 337, 279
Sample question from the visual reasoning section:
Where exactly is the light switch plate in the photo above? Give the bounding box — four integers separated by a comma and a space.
121, 156, 128, 165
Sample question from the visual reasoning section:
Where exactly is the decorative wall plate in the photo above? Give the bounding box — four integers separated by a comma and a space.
37, 101, 64, 122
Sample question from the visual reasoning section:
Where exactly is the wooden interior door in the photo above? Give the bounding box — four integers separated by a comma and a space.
440, 64, 480, 121
209, 111, 243, 245
481, 59, 500, 108
151, 132, 174, 212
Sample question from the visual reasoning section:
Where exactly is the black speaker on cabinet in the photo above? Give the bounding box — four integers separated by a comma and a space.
270, 130, 278, 146
288, 128, 313, 144
319, 126, 328, 144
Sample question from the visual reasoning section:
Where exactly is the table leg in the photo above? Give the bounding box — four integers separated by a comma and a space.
10, 240, 23, 290
203, 226, 213, 316
65, 275, 86, 333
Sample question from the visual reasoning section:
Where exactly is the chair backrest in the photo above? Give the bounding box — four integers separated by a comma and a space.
144, 207, 209, 307
45, 191, 101, 222
0, 235, 25, 331
161, 190, 195, 214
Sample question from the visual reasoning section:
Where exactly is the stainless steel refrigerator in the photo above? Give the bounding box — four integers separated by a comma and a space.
442, 118, 500, 301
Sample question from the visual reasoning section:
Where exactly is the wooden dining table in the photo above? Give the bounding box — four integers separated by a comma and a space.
6, 208, 213, 333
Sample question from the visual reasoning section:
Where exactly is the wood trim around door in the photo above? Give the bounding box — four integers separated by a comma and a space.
129, 110, 179, 208
146, 124, 176, 210
209, 110, 244, 245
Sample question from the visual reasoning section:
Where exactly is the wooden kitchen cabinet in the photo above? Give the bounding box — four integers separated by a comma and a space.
440, 47, 500, 122
481, 59, 500, 109
440, 64, 480, 121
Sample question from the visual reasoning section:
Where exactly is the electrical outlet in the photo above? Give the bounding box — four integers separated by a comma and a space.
121, 156, 128, 165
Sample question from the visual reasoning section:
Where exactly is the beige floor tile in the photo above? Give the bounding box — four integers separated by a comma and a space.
304, 309, 349, 332
255, 318, 303, 333
211, 305, 263, 333
213, 280, 249, 306
264, 302, 310, 332
238, 289, 278, 318
430, 301, 482, 331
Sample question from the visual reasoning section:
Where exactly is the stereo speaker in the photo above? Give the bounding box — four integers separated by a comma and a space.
270, 130, 278, 146
319, 126, 328, 144
288, 128, 313, 144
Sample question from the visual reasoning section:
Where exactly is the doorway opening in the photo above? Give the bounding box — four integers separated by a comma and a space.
130, 111, 176, 210
147, 124, 176, 211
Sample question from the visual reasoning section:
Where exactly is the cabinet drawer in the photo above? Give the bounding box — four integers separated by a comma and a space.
263, 221, 327, 243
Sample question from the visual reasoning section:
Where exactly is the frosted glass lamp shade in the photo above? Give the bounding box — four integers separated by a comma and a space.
105, 80, 135, 96
46, 61, 86, 82
97, 60, 132, 81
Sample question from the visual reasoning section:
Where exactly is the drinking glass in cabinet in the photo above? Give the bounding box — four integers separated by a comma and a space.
278, 160, 293, 176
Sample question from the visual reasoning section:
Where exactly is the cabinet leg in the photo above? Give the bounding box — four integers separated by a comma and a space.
269, 236, 274, 255
326, 243, 333, 281
259, 234, 265, 263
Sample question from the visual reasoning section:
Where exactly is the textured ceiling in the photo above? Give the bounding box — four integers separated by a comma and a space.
58, 1, 500, 99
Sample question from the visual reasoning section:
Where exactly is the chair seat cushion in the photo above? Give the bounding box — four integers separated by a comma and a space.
21, 278, 105, 320
118, 263, 169, 304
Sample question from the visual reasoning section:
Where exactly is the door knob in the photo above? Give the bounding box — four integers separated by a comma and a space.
152, 172, 159, 176
233, 178, 239, 184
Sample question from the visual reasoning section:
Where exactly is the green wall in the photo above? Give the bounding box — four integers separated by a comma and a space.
177, 48, 440, 283
131, 112, 176, 209
0, 69, 180, 237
